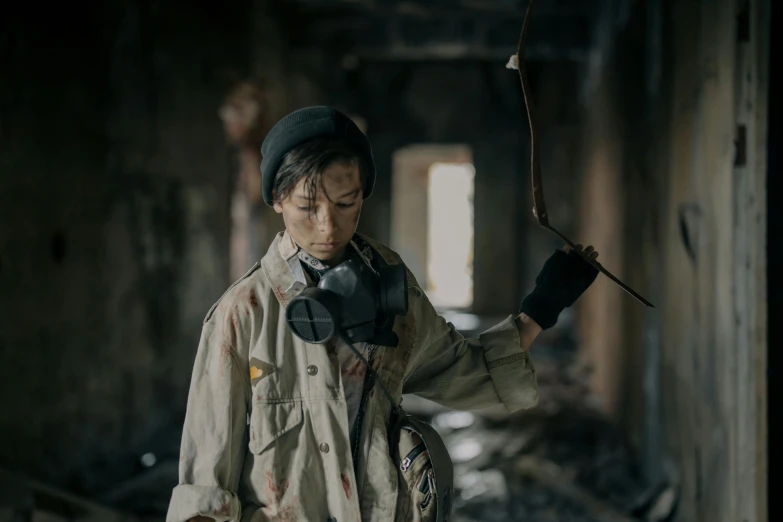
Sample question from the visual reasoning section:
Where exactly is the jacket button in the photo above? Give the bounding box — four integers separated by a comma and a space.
307, 365, 318, 376
319, 442, 330, 453
327, 517, 337, 522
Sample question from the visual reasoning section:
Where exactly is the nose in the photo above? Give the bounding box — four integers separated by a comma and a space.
315, 205, 337, 234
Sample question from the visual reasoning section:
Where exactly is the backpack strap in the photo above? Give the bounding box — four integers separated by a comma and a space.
389, 412, 455, 522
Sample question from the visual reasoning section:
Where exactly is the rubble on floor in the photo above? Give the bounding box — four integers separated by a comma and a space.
0, 469, 142, 522
420, 405, 653, 522
403, 327, 675, 522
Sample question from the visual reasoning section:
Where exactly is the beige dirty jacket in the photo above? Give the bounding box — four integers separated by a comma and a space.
166, 230, 539, 522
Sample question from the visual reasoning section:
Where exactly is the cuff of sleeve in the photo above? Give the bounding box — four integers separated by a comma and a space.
479, 314, 539, 414
519, 291, 562, 330
167, 484, 242, 522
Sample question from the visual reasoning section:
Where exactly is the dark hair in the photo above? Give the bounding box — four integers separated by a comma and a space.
272, 136, 368, 205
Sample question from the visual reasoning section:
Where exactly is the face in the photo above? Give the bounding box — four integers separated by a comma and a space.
273, 161, 363, 265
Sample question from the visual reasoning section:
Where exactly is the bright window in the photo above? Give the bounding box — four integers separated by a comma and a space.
425, 162, 475, 309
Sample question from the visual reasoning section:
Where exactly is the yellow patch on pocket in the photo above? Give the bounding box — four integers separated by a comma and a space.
249, 357, 276, 386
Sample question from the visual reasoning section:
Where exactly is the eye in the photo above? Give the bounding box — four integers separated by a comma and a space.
337, 202, 355, 209
298, 206, 312, 212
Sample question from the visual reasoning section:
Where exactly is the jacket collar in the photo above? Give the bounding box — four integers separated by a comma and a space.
262, 230, 376, 306
261, 230, 307, 306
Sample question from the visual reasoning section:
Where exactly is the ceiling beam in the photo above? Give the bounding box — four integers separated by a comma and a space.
279, 0, 597, 63
281, 0, 592, 18
346, 44, 587, 62
286, 12, 592, 59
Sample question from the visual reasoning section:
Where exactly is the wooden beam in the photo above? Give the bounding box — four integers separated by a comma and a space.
284, 7, 594, 59
287, 13, 592, 62
732, 1, 769, 521
350, 44, 587, 62
281, 1, 592, 18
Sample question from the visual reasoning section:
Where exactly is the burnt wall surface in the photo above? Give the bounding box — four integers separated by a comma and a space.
576, 0, 770, 521
766, 3, 779, 520
0, 0, 275, 497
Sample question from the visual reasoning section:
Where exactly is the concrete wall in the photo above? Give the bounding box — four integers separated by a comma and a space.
0, 0, 286, 497
575, 0, 769, 521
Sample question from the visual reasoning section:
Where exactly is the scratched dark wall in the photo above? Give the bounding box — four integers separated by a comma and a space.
0, 0, 257, 498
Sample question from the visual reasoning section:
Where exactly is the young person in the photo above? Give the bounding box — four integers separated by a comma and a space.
166, 106, 599, 522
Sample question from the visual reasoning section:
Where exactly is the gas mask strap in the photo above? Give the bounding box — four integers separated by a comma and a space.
349, 239, 375, 270
339, 333, 398, 409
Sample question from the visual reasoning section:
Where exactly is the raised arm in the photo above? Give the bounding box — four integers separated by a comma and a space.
402, 246, 598, 413
402, 284, 540, 414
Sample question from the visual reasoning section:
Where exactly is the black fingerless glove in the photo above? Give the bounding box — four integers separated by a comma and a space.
519, 249, 599, 330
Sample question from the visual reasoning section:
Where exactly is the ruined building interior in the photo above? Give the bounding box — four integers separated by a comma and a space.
0, 0, 776, 521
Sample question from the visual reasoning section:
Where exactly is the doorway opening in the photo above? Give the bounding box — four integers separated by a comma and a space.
426, 162, 475, 309
390, 145, 475, 311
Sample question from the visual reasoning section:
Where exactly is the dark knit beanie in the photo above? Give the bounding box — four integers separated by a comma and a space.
260, 106, 376, 206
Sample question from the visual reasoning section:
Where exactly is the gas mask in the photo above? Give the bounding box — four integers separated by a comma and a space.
285, 258, 409, 346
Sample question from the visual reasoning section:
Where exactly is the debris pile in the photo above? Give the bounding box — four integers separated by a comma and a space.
402, 330, 676, 522
424, 406, 651, 522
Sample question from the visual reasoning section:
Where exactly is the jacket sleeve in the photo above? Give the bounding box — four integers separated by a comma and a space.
166, 300, 251, 522
401, 286, 538, 414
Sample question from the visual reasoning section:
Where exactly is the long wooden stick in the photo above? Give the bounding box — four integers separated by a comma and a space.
513, 0, 654, 308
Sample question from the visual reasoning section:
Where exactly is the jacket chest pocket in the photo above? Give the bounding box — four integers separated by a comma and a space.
248, 400, 304, 454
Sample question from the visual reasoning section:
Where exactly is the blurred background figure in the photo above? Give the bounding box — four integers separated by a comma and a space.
0, 0, 776, 521
219, 81, 269, 279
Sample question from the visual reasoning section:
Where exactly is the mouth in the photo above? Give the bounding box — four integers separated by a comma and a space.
316, 242, 341, 251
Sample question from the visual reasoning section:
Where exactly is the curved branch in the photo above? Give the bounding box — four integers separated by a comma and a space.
516, 0, 549, 227
511, 0, 654, 307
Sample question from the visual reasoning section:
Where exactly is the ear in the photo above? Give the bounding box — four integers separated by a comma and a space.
272, 190, 283, 214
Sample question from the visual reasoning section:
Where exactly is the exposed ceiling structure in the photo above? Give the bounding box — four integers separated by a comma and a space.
277, 0, 603, 62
